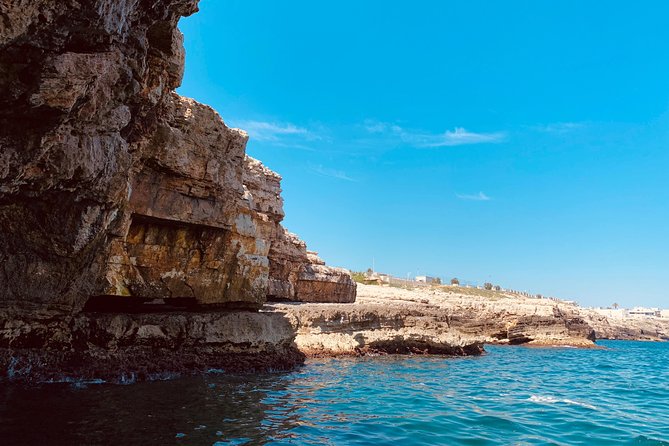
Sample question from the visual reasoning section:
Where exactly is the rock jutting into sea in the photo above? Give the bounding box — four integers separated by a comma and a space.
580, 310, 669, 341
270, 284, 598, 357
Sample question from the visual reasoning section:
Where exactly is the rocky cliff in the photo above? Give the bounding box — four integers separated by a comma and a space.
244, 157, 357, 304
579, 310, 669, 341
0, 0, 596, 383
271, 284, 596, 357
0, 0, 354, 381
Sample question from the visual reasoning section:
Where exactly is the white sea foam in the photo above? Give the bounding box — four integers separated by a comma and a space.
529, 395, 596, 410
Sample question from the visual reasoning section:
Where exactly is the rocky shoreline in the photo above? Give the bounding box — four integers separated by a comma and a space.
0, 0, 662, 384
271, 284, 597, 359
0, 310, 305, 383
4, 282, 663, 383
0, 0, 354, 382
581, 310, 669, 342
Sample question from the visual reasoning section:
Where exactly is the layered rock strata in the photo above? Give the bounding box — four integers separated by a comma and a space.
0, 0, 354, 380
0, 309, 303, 383
271, 284, 596, 357
243, 157, 356, 304
579, 311, 669, 341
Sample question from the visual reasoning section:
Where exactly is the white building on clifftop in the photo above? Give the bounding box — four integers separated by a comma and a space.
415, 275, 438, 284
628, 307, 660, 318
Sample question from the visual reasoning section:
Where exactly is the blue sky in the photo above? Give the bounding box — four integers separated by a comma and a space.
178, 0, 669, 308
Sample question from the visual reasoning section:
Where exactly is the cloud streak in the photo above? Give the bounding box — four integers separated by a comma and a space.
415, 127, 506, 147
363, 120, 506, 147
456, 192, 492, 201
309, 164, 356, 182
532, 122, 586, 134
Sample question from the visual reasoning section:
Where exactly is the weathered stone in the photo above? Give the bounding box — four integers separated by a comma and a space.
265, 226, 357, 303
270, 284, 597, 357
242, 157, 357, 304
0, 0, 201, 312
0, 0, 355, 314
295, 264, 358, 303
0, 310, 303, 383
579, 310, 669, 341
0, 0, 356, 380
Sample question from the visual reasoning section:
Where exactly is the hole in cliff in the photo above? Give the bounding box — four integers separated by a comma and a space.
508, 336, 533, 345
147, 21, 175, 54
83, 295, 197, 313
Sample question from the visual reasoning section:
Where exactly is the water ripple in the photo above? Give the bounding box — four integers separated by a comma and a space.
0, 341, 668, 444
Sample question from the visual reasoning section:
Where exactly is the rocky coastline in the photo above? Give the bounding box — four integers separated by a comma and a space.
271, 284, 597, 358
0, 0, 354, 382
580, 310, 669, 342
0, 0, 659, 384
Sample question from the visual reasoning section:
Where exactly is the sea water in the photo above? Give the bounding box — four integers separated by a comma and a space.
1, 340, 667, 445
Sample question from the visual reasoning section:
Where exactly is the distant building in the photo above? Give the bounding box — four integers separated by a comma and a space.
366, 272, 391, 284
377, 273, 391, 283
661, 310, 669, 319
415, 275, 437, 284
628, 307, 660, 318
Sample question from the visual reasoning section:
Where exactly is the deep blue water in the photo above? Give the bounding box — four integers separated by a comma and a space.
1, 341, 668, 445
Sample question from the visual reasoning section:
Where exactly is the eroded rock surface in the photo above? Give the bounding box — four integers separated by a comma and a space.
0, 0, 354, 380
579, 310, 669, 341
0, 310, 303, 383
244, 157, 357, 304
271, 284, 596, 357
0, 0, 354, 312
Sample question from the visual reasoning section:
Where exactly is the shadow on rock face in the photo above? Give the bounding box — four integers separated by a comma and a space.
0, 309, 305, 384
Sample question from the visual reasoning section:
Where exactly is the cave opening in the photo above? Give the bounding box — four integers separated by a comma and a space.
83, 295, 198, 313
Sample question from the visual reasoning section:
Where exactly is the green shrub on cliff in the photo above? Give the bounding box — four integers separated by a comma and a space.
351, 272, 367, 283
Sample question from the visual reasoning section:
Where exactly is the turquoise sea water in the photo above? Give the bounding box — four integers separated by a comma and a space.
1, 340, 668, 445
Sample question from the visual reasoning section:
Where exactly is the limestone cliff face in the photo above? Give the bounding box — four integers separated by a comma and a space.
104, 94, 274, 308
579, 310, 669, 341
243, 157, 357, 304
0, 0, 354, 380
0, 0, 355, 315
1, 0, 201, 312
271, 284, 596, 357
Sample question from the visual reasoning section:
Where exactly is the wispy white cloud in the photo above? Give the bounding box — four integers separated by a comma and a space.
309, 164, 357, 182
456, 192, 492, 201
236, 120, 312, 142
407, 127, 506, 147
363, 120, 506, 147
270, 141, 318, 152
363, 121, 390, 134
532, 122, 586, 134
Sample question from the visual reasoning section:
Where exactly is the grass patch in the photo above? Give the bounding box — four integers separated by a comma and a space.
437, 285, 508, 300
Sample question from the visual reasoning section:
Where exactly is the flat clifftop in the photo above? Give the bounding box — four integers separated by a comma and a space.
270, 284, 597, 357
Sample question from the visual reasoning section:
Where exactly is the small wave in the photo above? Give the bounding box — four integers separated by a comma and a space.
633, 435, 669, 445
49, 377, 107, 388
528, 395, 596, 410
